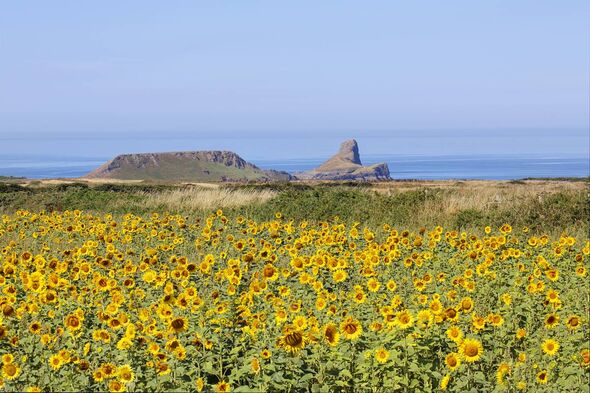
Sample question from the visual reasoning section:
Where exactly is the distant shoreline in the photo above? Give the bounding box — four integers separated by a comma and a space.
1, 154, 588, 181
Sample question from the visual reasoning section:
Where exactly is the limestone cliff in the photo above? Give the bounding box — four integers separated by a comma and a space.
295, 139, 390, 181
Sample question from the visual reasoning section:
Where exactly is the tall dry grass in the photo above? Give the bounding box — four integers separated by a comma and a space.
142, 187, 277, 211
373, 180, 588, 216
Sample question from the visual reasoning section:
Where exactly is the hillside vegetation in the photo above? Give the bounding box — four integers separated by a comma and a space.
0, 179, 587, 235
85, 151, 292, 182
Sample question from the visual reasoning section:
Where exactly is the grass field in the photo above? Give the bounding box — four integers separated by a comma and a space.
0, 179, 588, 392
1, 179, 588, 235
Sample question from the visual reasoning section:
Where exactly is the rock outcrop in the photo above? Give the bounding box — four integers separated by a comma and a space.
85, 151, 292, 182
295, 139, 390, 181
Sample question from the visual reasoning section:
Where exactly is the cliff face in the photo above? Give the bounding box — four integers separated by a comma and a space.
295, 139, 390, 181
85, 151, 292, 182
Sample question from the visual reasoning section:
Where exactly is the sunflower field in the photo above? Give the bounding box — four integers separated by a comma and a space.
0, 209, 588, 392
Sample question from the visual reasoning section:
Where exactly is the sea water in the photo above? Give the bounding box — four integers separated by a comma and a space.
0, 154, 587, 180
0, 132, 588, 180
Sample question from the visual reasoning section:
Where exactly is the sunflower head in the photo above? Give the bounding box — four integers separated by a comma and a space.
374, 348, 390, 364
445, 352, 461, 370
340, 317, 363, 340
566, 315, 581, 330
169, 317, 188, 333
460, 338, 483, 362
323, 323, 340, 346
536, 370, 549, 384
1, 363, 20, 380
216, 381, 231, 393
541, 339, 559, 356
544, 313, 559, 328
280, 330, 305, 353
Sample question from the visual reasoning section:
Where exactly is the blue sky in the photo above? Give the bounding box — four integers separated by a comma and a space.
0, 1, 588, 158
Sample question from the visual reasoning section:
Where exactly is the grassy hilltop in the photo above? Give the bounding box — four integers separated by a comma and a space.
85, 151, 292, 182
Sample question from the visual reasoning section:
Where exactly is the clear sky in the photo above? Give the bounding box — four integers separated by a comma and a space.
0, 1, 588, 158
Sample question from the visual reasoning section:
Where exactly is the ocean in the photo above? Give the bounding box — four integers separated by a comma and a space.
0, 131, 588, 180
0, 154, 587, 180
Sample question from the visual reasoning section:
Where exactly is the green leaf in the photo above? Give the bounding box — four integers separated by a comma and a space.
233, 386, 254, 392
299, 374, 315, 383
202, 361, 215, 374
473, 371, 486, 383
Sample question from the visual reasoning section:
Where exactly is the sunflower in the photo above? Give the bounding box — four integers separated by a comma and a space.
169, 317, 188, 333
541, 339, 559, 356
293, 316, 307, 330
216, 381, 231, 393
0, 359, 18, 382
544, 313, 559, 328
195, 377, 205, 392
262, 264, 278, 281
496, 363, 510, 386
515, 328, 527, 339
460, 297, 474, 313
460, 338, 483, 362
323, 323, 340, 346
352, 290, 366, 304
1, 353, 14, 365
280, 330, 305, 353
64, 313, 82, 332
429, 299, 443, 314
471, 315, 486, 331
489, 313, 504, 327
117, 365, 135, 383
175, 347, 187, 360
545, 269, 559, 281
92, 369, 105, 382
58, 349, 71, 364
156, 361, 171, 376
101, 362, 118, 378
445, 307, 459, 322
261, 349, 272, 359
446, 326, 463, 343
332, 270, 347, 283
536, 370, 548, 384
315, 297, 327, 311
250, 357, 261, 374
374, 348, 390, 364
48, 354, 63, 370
367, 278, 381, 292
581, 349, 590, 368
386, 279, 397, 292
396, 310, 414, 329
445, 352, 461, 371
440, 374, 451, 390
566, 315, 581, 330
340, 317, 363, 340
416, 310, 433, 329
28, 321, 42, 335
109, 380, 126, 393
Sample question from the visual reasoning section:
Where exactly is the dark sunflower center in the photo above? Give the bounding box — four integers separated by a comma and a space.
285, 332, 303, 346
172, 319, 184, 329
465, 345, 478, 357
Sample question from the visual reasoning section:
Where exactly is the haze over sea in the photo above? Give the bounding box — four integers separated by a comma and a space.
0, 129, 587, 180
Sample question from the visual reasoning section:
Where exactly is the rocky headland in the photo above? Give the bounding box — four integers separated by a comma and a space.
294, 139, 390, 181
